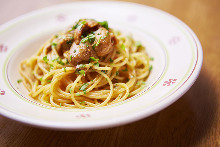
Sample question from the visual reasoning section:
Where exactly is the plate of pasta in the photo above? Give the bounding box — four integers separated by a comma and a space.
0, 2, 203, 130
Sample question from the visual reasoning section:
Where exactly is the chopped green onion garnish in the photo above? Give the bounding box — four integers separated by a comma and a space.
49, 64, 54, 68
92, 44, 96, 50
39, 78, 43, 81
96, 37, 101, 47
109, 58, 113, 63
64, 67, 66, 72
58, 59, 65, 65
135, 41, 142, 47
80, 101, 85, 104
90, 57, 99, 61
136, 81, 146, 86
121, 44, 125, 51
78, 64, 86, 68
76, 92, 81, 96
66, 59, 69, 64
94, 62, 99, 67
43, 56, 48, 63
150, 57, 154, 61
98, 21, 109, 30
66, 40, 72, 45
116, 71, 119, 76
51, 42, 57, 47
122, 68, 128, 72
79, 70, 85, 76
149, 65, 153, 71
79, 83, 89, 91
52, 57, 58, 62
17, 79, 22, 83
81, 34, 96, 44
47, 80, 51, 83
79, 20, 86, 30
69, 88, 72, 94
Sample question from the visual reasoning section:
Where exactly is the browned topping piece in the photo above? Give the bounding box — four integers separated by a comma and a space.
66, 43, 97, 64
73, 19, 99, 45
51, 34, 74, 56
51, 19, 118, 65
92, 27, 116, 57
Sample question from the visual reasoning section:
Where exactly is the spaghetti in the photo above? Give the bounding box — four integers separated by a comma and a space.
19, 19, 151, 109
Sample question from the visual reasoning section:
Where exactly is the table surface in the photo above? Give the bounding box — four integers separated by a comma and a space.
0, 0, 219, 146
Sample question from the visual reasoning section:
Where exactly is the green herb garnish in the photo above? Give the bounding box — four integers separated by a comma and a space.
149, 65, 153, 71
98, 21, 109, 30
64, 67, 66, 72
150, 57, 154, 61
69, 88, 72, 94
136, 81, 146, 86
78, 64, 86, 68
81, 34, 96, 44
94, 62, 99, 67
66, 40, 72, 45
58, 59, 65, 65
79, 70, 85, 76
116, 71, 119, 76
76, 92, 81, 96
90, 57, 99, 62
135, 41, 142, 47
43, 56, 49, 63
96, 37, 101, 46
80, 101, 85, 104
17, 79, 22, 83
49, 64, 54, 69
92, 44, 96, 50
109, 58, 113, 63
74, 20, 87, 30
87, 34, 96, 43
66, 59, 69, 64
79, 83, 89, 91
52, 57, 65, 65
51, 42, 57, 47
78, 20, 87, 30
122, 68, 128, 72
121, 44, 125, 51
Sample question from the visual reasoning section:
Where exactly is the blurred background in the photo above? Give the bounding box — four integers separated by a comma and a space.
0, 0, 219, 146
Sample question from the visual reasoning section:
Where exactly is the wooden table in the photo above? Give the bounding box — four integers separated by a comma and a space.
0, 0, 219, 146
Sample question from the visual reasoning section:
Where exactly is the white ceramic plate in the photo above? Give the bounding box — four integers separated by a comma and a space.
0, 2, 203, 130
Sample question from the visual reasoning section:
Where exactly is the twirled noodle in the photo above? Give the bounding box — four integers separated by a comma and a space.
19, 26, 151, 109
